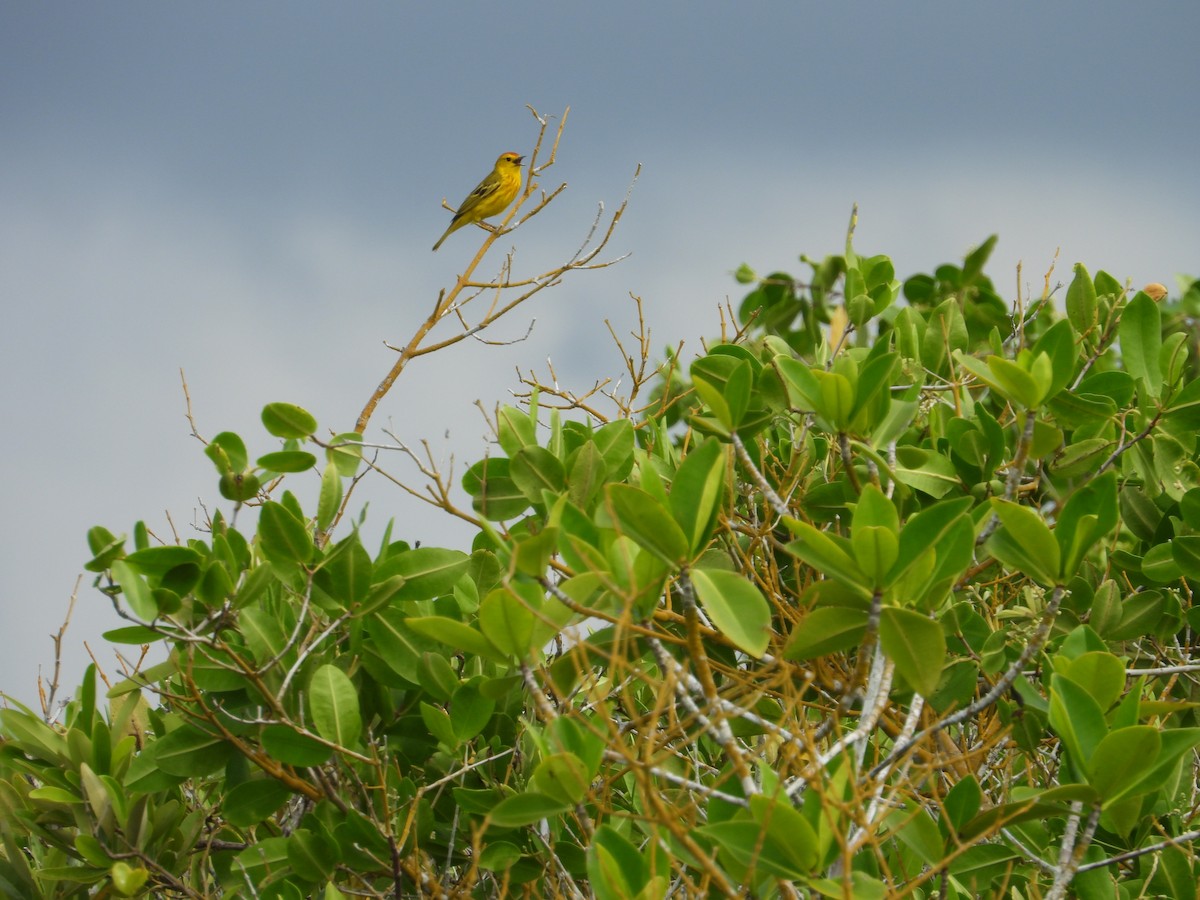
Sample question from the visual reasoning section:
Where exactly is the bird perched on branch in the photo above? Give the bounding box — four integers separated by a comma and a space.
432, 152, 524, 252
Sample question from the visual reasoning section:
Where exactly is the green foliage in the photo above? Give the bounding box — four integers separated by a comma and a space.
4, 242, 1200, 899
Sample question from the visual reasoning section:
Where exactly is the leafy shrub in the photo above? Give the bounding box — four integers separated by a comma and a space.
4, 154, 1200, 897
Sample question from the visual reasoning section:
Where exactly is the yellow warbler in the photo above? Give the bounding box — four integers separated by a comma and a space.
432, 152, 524, 252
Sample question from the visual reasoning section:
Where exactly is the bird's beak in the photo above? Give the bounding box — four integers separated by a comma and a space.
516, 156, 525, 165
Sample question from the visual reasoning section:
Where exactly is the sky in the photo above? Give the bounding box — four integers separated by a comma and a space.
2, 3, 1198, 708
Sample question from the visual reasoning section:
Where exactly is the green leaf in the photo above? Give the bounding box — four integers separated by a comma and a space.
206, 431, 249, 473
406, 615, 506, 662
1087, 726, 1161, 805
531, 752, 590, 805
814, 371, 855, 429
594, 418, 636, 481
783, 606, 868, 660
588, 825, 650, 900
1060, 651, 1125, 712
261, 402, 318, 439
669, 437, 727, 556
849, 350, 898, 422
1065, 263, 1098, 334
309, 664, 362, 747
747, 793, 820, 874
315, 531, 372, 608
689, 568, 771, 658
1172, 535, 1200, 580
879, 607, 946, 697
110, 560, 158, 620
463, 457, 531, 521
316, 459, 343, 532
497, 405, 537, 457
1119, 293, 1163, 399
153, 725, 234, 777
261, 725, 333, 766
691, 353, 751, 430
774, 356, 821, 410
852, 483, 900, 532
987, 354, 1047, 408
478, 587, 536, 659
510, 445, 567, 504
1048, 674, 1108, 772
853, 526, 898, 586
887, 497, 973, 588
255, 450, 317, 473
326, 431, 364, 477
1164, 375, 1200, 429
781, 519, 872, 599
893, 446, 960, 499
986, 499, 1060, 586
288, 828, 339, 882
489, 792, 570, 827
123, 545, 201, 578
605, 483, 690, 566
375, 547, 470, 602
1055, 470, 1118, 578
1030, 318, 1078, 402
224, 779, 291, 827
568, 440, 607, 511
258, 501, 314, 569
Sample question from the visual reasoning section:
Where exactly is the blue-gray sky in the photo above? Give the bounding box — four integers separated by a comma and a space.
2, 3, 1198, 706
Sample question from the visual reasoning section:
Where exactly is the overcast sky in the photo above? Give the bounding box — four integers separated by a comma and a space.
2, 3, 1198, 707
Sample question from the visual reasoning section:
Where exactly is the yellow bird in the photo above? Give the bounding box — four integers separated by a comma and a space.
432, 152, 524, 252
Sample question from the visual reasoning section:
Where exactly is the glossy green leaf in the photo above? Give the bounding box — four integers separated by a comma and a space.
1065, 263, 1098, 334
154, 725, 233, 777
489, 792, 570, 827
1055, 470, 1118, 578
1119, 293, 1163, 399
315, 459, 343, 532
879, 607, 945, 697
255, 450, 317, 474
261, 725, 333, 767
588, 825, 650, 900
781, 518, 872, 599
478, 586, 536, 659
886, 497, 972, 588
258, 501, 313, 569
783, 606, 868, 660
669, 437, 727, 556
1048, 674, 1108, 772
1165, 375, 1200, 428
986, 499, 1060, 585
689, 568, 771, 658
261, 402, 318, 439
326, 431, 363, 477
530, 751, 590, 805
462, 457, 530, 521
224, 779, 291, 827
110, 560, 158, 621
1030, 318, 1078, 402
1060, 651, 1125, 713
691, 353, 751, 430
309, 664, 362, 747
593, 419, 636, 481
376, 547, 470, 602
1088, 726, 1160, 804
893, 446, 960, 499
774, 355, 822, 410
496, 404, 537, 457
510, 445, 567, 504
406, 615, 505, 662
206, 430, 248, 473
605, 483, 689, 566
